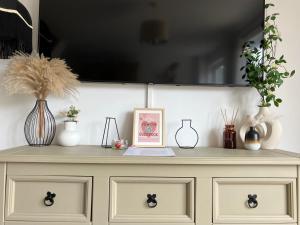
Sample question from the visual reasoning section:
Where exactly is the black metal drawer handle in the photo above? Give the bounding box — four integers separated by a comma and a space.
147, 194, 157, 208
44, 191, 56, 207
247, 194, 258, 208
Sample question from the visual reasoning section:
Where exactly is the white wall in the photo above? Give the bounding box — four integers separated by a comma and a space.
0, 0, 299, 152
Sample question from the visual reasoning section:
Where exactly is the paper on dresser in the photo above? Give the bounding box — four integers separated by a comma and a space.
123, 147, 175, 157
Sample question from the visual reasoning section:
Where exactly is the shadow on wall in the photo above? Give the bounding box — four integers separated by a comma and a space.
207, 129, 220, 147
151, 84, 260, 148
121, 111, 134, 145
0, 85, 35, 147
0, 58, 261, 149
194, 86, 259, 148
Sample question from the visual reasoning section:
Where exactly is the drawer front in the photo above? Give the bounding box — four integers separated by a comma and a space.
109, 177, 195, 223
213, 178, 297, 224
5, 176, 92, 222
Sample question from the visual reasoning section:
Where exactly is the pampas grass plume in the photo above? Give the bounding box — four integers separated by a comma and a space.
2, 52, 80, 100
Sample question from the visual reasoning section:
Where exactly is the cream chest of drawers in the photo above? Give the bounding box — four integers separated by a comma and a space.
0, 146, 298, 225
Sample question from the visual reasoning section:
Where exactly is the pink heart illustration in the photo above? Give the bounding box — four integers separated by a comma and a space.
141, 121, 157, 136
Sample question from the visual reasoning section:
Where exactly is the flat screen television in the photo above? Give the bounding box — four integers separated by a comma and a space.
39, 0, 264, 86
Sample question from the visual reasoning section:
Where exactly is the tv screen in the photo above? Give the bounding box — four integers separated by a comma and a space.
39, 0, 264, 85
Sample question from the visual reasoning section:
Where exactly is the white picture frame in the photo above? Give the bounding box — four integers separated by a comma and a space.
132, 108, 165, 147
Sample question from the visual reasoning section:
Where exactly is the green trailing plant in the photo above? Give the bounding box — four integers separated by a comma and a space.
240, 3, 295, 107
66, 105, 80, 122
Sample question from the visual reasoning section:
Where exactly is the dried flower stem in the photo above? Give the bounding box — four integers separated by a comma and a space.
38, 101, 45, 138
2, 52, 80, 100
221, 107, 239, 125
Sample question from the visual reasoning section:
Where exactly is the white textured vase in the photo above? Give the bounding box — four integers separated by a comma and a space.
58, 121, 80, 147
240, 107, 282, 150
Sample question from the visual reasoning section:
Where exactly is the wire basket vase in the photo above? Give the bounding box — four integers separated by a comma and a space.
24, 100, 56, 146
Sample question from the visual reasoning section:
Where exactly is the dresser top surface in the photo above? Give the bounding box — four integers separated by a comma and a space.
0, 145, 298, 165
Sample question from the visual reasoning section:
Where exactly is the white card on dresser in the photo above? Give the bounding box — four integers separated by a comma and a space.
123, 147, 175, 157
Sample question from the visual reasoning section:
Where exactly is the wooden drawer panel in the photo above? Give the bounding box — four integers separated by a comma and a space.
109, 177, 195, 223
213, 178, 297, 224
5, 176, 92, 222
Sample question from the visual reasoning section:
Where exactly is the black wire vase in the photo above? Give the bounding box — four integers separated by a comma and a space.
24, 100, 56, 146
175, 119, 199, 149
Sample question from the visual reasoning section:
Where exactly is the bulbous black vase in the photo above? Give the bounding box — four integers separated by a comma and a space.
24, 100, 56, 146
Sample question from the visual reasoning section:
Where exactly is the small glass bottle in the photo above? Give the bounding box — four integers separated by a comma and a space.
223, 125, 236, 149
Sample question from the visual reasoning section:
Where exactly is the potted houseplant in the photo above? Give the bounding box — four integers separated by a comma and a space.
240, 3, 295, 149
241, 3, 295, 107
58, 105, 81, 147
2, 52, 79, 146
66, 105, 80, 122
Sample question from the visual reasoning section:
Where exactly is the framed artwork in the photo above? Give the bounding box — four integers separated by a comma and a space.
132, 108, 165, 147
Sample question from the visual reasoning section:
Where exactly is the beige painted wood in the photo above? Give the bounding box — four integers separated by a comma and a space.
196, 178, 212, 225
6, 163, 297, 179
298, 166, 300, 225
109, 177, 194, 223
92, 176, 109, 225
109, 223, 195, 225
5, 176, 92, 223
0, 146, 298, 225
5, 222, 91, 225
0, 145, 298, 165
210, 224, 297, 225
0, 163, 6, 225
213, 178, 297, 224
110, 224, 297, 225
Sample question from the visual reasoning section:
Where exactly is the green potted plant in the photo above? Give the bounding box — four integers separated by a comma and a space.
239, 3, 295, 150
66, 105, 80, 122
240, 3, 295, 107
58, 105, 81, 147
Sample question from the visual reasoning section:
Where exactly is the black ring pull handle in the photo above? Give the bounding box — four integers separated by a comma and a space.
44, 191, 56, 207
247, 194, 258, 208
147, 194, 157, 208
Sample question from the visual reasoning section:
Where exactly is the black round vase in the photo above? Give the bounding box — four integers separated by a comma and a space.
24, 100, 56, 146
244, 126, 261, 151
175, 119, 199, 149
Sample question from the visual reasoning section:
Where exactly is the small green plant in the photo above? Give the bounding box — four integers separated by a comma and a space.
66, 105, 80, 122
240, 3, 295, 107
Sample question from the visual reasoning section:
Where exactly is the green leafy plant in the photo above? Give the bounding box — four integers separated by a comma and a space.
240, 3, 295, 107
66, 105, 80, 122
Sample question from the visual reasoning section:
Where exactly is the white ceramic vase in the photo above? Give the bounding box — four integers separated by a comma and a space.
240, 107, 282, 150
58, 121, 80, 147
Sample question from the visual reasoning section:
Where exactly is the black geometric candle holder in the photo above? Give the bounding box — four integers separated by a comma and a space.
101, 117, 120, 148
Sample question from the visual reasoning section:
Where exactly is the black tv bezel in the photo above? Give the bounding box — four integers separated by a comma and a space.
38, 0, 265, 87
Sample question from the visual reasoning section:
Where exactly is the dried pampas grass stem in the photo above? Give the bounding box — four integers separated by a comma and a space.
2, 52, 80, 100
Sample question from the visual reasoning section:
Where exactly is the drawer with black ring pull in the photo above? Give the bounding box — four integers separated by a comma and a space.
213, 177, 297, 224
109, 176, 195, 223
5, 175, 92, 223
